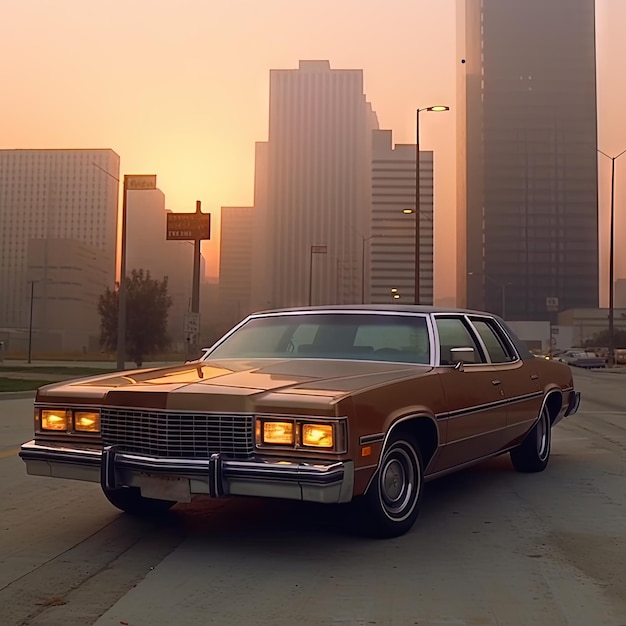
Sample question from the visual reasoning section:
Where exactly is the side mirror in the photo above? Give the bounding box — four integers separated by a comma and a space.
450, 347, 476, 365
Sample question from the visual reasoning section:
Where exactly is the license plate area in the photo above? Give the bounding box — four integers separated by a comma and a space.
138, 473, 191, 502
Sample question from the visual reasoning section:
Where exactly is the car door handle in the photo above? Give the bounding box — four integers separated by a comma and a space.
491, 379, 501, 386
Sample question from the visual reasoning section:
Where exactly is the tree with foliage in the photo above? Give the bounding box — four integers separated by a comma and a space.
98, 269, 173, 367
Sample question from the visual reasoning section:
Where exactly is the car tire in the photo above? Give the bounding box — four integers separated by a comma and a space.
102, 486, 176, 516
356, 433, 424, 538
510, 405, 552, 473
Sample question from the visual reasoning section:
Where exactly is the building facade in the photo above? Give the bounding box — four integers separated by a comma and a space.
17, 239, 112, 353
262, 60, 379, 308
219, 206, 254, 329
456, 0, 599, 320
370, 130, 434, 305
0, 149, 119, 349
126, 190, 200, 351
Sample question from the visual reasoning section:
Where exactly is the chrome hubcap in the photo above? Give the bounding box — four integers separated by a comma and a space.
379, 443, 420, 521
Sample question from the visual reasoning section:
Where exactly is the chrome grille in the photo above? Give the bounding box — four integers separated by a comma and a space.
101, 408, 254, 459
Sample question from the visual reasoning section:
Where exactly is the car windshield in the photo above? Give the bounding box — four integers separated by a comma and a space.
204, 313, 431, 364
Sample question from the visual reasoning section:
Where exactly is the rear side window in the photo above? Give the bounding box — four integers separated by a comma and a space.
435, 317, 484, 364
470, 318, 516, 363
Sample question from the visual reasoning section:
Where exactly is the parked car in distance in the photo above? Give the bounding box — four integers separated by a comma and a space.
556, 350, 606, 369
20, 305, 581, 538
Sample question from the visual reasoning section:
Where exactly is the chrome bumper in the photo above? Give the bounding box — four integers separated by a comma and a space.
19, 441, 354, 504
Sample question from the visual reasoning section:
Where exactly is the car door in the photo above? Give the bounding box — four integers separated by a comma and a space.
433, 316, 508, 472
466, 317, 544, 448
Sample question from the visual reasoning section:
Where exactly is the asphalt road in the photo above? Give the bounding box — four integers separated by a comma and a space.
1, 369, 625, 626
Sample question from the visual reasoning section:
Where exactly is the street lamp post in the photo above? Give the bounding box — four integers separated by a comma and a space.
361, 235, 374, 304
468, 272, 511, 319
598, 147, 626, 367
115, 175, 156, 370
414, 105, 449, 305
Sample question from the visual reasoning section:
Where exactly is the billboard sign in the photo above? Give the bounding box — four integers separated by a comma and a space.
166, 212, 211, 240
125, 175, 157, 190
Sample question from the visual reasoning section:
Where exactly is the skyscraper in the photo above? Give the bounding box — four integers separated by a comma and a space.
262, 60, 379, 308
456, 0, 599, 320
370, 130, 434, 305
0, 149, 119, 334
219, 206, 253, 327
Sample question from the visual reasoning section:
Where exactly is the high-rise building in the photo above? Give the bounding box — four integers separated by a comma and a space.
126, 190, 199, 350
0, 149, 119, 337
219, 206, 253, 328
370, 130, 434, 305
456, 0, 599, 320
262, 60, 379, 308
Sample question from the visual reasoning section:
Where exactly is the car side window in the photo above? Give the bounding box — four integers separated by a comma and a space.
435, 317, 485, 365
469, 318, 516, 363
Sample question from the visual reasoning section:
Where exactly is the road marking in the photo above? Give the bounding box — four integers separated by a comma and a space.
0, 448, 18, 459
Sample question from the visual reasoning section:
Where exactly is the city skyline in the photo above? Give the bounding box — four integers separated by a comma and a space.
2, 1, 626, 304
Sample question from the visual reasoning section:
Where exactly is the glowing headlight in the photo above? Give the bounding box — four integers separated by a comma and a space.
74, 410, 100, 432
41, 409, 70, 431
261, 421, 294, 445
302, 423, 334, 448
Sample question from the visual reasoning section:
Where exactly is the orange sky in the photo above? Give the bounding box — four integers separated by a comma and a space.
2, 1, 625, 305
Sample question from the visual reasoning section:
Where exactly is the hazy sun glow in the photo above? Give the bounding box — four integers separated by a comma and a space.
1, 0, 625, 303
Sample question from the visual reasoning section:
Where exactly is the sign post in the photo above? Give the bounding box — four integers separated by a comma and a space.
117, 174, 157, 370
166, 202, 211, 360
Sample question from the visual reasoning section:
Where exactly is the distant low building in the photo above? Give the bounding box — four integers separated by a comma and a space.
558, 308, 626, 346
0, 239, 113, 354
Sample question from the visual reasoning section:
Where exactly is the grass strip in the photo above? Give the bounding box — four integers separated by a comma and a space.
0, 378, 54, 392
0, 366, 114, 375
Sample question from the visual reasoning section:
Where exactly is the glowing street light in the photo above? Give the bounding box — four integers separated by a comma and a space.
413, 105, 449, 304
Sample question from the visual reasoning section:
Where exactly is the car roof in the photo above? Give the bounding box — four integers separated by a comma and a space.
252, 304, 492, 316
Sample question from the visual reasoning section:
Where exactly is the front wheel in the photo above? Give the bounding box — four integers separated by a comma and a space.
510, 405, 552, 473
355, 434, 424, 538
102, 486, 176, 516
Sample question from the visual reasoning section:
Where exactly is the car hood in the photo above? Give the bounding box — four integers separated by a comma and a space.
36, 358, 433, 412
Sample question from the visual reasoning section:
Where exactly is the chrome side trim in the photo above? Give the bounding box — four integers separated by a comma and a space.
359, 433, 385, 445
435, 389, 544, 420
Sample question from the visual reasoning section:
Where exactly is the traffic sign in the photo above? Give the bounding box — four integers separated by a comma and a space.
184, 313, 200, 334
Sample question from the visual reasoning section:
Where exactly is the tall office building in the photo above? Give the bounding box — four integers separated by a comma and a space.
219, 206, 253, 327
0, 149, 119, 343
370, 130, 434, 305
263, 60, 379, 308
456, 0, 598, 320
126, 190, 199, 350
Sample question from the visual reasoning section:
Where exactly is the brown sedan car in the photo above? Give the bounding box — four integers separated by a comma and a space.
20, 306, 580, 538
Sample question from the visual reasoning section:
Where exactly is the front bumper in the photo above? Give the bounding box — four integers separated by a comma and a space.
19, 441, 354, 505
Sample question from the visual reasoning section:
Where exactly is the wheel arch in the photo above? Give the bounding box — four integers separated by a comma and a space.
542, 387, 563, 425
381, 414, 439, 470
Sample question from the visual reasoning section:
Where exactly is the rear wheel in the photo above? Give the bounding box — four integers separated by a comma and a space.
510, 405, 551, 473
102, 486, 176, 516
356, 433, 424, 538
